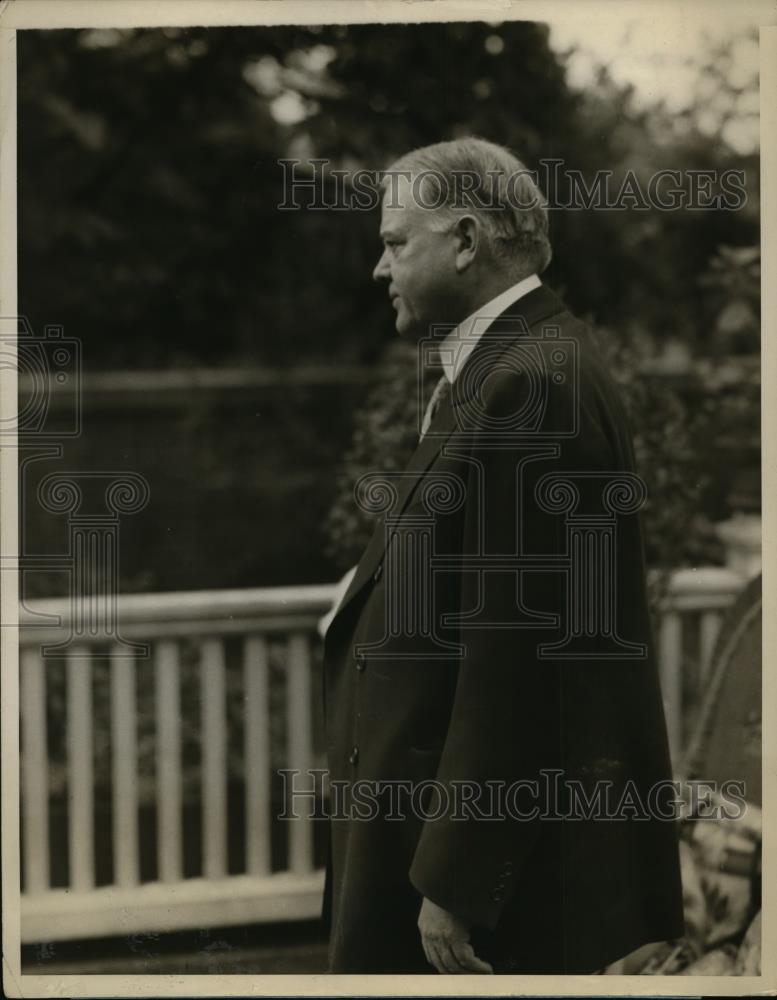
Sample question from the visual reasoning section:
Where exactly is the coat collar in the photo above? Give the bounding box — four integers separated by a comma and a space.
438, 274, 542, 383
448, 283, 567, 405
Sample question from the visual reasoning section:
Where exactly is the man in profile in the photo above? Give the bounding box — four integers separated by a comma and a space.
322, 138, 684, 974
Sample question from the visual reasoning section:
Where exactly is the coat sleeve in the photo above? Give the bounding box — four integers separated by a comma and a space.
408, 365, 619, 929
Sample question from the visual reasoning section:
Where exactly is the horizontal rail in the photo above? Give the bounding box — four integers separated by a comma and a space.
20, 367, 375, 393
19, 569, 744, 645
19, 366, 374, 413
656, 566, 745, 610
20, 872, 326, 943
19, 584, 339, 645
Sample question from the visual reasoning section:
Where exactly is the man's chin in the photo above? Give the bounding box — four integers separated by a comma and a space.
394, 316, 423, 343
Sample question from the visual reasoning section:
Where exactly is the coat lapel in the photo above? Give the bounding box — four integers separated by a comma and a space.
326, 394, 458, 632
325, 283, 567, 639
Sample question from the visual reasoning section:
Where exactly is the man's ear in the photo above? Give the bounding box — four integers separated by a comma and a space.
454, 215, 478, 273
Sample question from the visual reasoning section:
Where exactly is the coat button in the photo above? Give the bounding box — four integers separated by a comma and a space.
349, 746, 359, 765
355, 652, 366, 672
373, 562, 383, 583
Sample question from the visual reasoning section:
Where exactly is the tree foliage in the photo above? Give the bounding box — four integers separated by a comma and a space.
18, 23, 759, 369
17, 22, 760, 593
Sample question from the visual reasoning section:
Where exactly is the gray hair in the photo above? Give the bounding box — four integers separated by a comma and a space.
383, 137, 552, 274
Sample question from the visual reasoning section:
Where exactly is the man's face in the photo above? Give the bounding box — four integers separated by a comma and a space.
372, 180, 459, 342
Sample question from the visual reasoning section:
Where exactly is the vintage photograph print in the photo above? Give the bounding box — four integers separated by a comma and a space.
0, 1, 771, 996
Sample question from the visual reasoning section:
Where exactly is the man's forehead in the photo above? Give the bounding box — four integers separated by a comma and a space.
378, 202, 409, 236
379, 184, 427, 232
382, 170, 419, 201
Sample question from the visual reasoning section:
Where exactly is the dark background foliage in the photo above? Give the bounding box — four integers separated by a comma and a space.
17, 22, 759, 596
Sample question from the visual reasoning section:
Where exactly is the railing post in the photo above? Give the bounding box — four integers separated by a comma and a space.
66, 646, 94, 891
286, 633, 314, 875
201, 638, 227, 880
244, 635, 271, 876
21, 646, 50, 894
155, 639, 182, 882
658, 612, 683, 767
111, 645, 139, 888
699, 610, 721, 686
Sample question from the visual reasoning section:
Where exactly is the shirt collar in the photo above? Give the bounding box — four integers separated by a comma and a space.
438, 274, 541, 383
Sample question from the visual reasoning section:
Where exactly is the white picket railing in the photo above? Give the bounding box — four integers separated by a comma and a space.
654, 567, 746, 763
19, 585, 334, 944
18, 568, 744, 944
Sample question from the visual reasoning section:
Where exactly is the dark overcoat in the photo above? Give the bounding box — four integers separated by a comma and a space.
322, 284, 685, 974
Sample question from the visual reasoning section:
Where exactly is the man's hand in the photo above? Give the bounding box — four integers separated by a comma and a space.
418, 897, 494, 974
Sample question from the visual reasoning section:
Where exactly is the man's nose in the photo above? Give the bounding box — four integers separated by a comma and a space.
372, 248, 391, 282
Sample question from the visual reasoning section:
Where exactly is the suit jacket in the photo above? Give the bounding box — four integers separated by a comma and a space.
322, 284, 685, 974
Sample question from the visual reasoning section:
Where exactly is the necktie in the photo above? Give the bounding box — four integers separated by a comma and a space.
419, 374, 451, 440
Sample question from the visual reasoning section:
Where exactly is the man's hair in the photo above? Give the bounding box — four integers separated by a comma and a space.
383, 137, 552, 275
